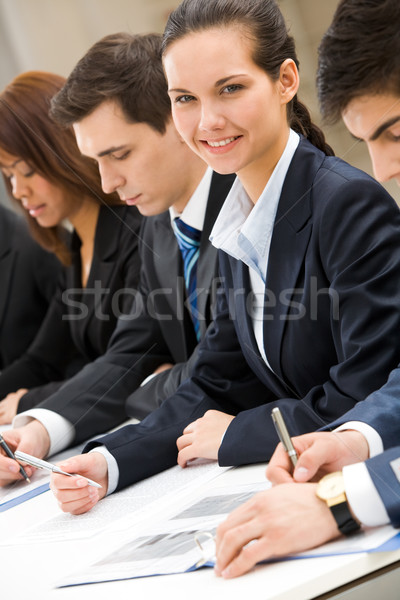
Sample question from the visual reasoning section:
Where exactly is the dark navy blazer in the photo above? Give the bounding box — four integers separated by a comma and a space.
365, 447, 400, 528
84, 137, 400, 491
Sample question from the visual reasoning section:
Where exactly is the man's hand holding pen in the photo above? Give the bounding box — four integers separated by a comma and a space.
266, 430, 370, 485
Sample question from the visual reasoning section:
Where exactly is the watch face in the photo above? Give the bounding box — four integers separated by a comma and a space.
317, 472, 345, 500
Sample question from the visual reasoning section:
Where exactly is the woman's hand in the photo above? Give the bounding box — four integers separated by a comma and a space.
176, 410, 234, 467
50, 452, 108, 515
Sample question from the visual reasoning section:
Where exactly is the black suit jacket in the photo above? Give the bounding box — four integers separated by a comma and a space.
0, 205, 61, 370
85, 138, 400, 492
0, 204, 142, 404
30, 173, 235, 436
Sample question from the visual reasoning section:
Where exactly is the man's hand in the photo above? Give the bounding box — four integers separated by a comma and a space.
215, 483, 339, 579
50, 453, 108, 515
0, 388, 28, 424
176, 410, 234, 467
0, 420, 50, 486
266, 430, 369, 484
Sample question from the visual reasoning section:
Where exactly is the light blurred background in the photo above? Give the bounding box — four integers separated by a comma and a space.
0, 0, 398, 204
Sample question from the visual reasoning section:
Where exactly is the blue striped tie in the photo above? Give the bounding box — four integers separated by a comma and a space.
173, 217, 201, 341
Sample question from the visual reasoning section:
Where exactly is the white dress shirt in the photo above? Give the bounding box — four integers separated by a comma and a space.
210, 128, 300, 368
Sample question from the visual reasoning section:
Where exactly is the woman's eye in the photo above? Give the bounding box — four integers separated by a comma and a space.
222, 84, 243, 94
175, 95, 195, 104
21, 169, 35, 177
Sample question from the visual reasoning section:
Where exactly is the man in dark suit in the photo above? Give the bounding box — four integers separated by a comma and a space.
0, 203, 61, 369
0, 33, 234, 470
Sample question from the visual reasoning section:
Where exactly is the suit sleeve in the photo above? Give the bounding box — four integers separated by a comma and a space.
364, 447, 400, 528
84, 294, 270, 491
33, 260, 174, 444
0, 278, 81, 397
322, 368, 400, 450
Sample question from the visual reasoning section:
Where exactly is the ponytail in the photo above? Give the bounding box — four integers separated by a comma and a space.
290, 96, 335, 156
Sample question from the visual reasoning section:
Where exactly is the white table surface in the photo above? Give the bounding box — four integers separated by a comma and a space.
1, 463, 400, 600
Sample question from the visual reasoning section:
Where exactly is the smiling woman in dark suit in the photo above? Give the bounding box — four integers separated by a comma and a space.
0, 203, 61, 370
0, 71, 141, 423
47, 0, 400, 512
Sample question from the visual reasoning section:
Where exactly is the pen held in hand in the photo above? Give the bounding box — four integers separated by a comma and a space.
0, 433, 31, 483
14, 450, 102, 489
271, 407, 298, 467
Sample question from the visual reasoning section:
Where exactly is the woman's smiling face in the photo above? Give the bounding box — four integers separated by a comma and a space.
164, 26, 297, 197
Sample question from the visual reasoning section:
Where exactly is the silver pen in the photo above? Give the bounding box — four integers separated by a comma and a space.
14, 450, 102, 489
271, 407, 298, 467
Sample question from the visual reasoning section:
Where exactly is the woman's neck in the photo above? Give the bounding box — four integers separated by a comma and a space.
238, 127, 290, 204
69, 198, 100, 246
69, 198, 101, 288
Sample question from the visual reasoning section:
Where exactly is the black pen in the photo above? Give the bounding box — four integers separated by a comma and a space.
271, 407, 298, 467
0, 433, 31, 483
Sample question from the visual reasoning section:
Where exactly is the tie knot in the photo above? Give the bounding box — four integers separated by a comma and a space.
173, 218, 201, 249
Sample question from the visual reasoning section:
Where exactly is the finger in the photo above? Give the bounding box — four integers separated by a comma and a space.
52, 484, 94, 504
216, 518, 261, 577
218, 538, 268, 579
50, 471, 90, 492
266, 443, 295, 484
183, 421, 195, 434
293, 441, 335, 482
176, 433, 193, 451
58, 494, 99, 515
55, 456, 99, 480
177, 444, 198, 467
0, 454, 28, 478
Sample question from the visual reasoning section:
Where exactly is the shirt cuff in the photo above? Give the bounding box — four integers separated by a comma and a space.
334, 421, 383, 458
343, 461, 390, 527
13, 409, 75, 457
89, 446, 119, 495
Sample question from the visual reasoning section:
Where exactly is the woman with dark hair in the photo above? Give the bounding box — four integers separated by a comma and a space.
0, 71, 141, 423
49, 0, 400, 515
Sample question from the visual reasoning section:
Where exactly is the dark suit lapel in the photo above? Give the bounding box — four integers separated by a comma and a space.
197, 173, 236, 333
263, 138, 324, 380
152, 213, 189, 355
153, 212, 182, 303
73, 205, 121, 343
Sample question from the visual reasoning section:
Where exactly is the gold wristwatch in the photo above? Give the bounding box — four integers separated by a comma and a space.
316, 471, 361, 536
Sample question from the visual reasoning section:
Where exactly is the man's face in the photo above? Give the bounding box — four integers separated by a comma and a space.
342, 92, 400, 186
73, 100, 199, 215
